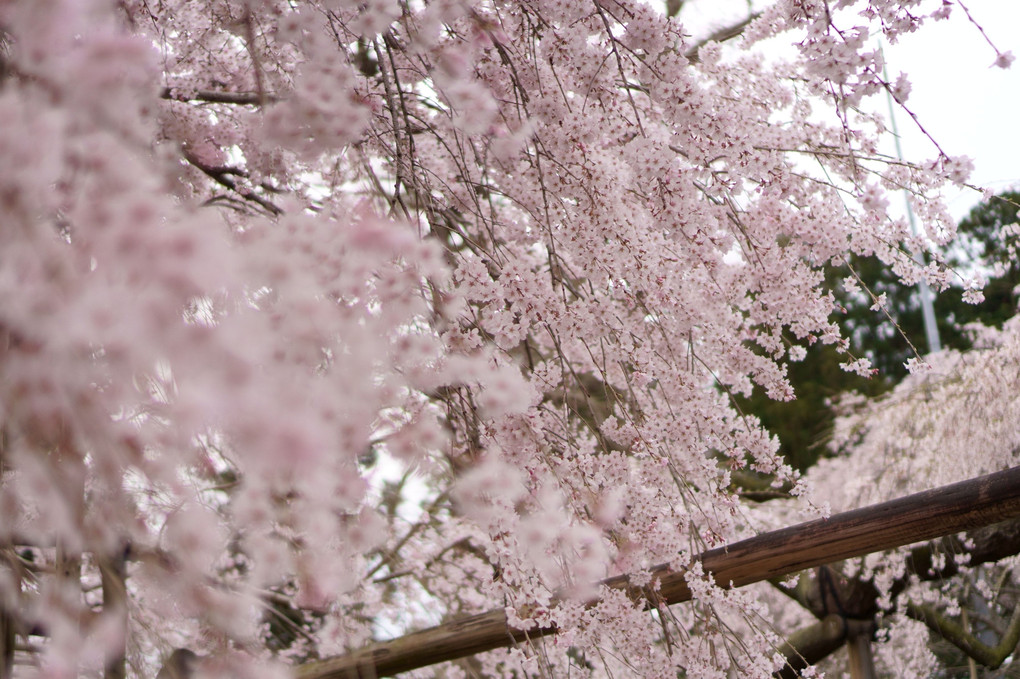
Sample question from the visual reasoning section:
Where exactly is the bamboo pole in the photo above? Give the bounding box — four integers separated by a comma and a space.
298, 466, 1020, 679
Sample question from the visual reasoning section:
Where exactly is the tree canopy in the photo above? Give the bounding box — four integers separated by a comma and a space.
0, 1, 1017, 678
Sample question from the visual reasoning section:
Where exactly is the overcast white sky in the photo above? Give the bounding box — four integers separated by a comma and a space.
682, 0, 1020, 220
880, 1, 1020, 218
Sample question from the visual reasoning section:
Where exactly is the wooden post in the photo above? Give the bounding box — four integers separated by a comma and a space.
0, 435, 12, 679
0, 580, 13, 679
775, 615, 847, 679
846, 621, 877, 679
100, 547, 128, 679
297, 466, 1020, 679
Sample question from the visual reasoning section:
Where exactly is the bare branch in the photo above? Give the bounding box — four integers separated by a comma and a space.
685, 13, 761, 63
182, 149, 283, 216
160, 87, 278, 106
906, 600, 1020, 670
774, 615, 875, 679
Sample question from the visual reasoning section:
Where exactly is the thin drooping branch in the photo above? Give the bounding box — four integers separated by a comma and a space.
297, 466, 1020, 679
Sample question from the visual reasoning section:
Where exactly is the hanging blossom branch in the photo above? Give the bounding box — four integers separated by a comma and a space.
1, 1, 1015, 677
296, 467, 1020, 679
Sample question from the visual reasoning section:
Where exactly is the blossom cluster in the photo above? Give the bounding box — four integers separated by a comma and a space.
0, 0, 1012, 677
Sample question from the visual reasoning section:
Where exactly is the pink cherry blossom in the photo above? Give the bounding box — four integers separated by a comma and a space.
0, 0, 1016, 677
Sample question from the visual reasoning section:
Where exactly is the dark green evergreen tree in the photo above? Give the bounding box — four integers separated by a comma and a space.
739, 190, 1020, 472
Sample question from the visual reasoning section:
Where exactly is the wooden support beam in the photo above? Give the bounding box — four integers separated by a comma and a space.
0, 591, 13, 679
101, 547, 128, 679
298, 467, 1020, 679
774, 616, 875, 679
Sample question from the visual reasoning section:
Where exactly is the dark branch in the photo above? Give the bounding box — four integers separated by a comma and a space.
774, 615, 878, 679
906, 600, 1020, 670
160, 87, 278, 105
182, 149, 282, 216
685, 13, 761, 63
765, 517, 1020, 672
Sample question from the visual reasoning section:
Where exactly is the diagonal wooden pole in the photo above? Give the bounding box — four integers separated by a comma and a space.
297, 466, 1020, 679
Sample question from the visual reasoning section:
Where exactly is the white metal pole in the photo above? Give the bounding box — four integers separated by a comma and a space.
882, 47, 942, 353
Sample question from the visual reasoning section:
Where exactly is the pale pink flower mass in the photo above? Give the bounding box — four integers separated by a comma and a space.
0, 0, 1016, 677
